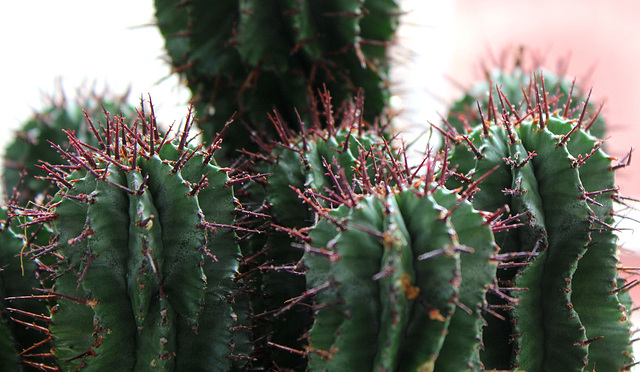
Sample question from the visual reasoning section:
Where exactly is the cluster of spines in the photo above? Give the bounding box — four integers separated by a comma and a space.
445, 47, 606, 140
444, 79, 635, 371
154, 0, 399, 155
8, 102, 254, 371
3, 91, 132, 208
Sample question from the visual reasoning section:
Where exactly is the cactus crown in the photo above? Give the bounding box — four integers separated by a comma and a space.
3, 90, 132, 207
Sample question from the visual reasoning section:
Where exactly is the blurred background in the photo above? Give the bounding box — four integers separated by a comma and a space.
2, 0, 639, 366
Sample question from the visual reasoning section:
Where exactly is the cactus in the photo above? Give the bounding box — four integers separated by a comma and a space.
238, 91, 393, 369
445, 83, 633, 371
154, 0, 399, 156
445, 48, 606, 140
9, 105, 251, 371
299, 145, 499, 371
0, 205, 53, 371
3, 91, 132, 207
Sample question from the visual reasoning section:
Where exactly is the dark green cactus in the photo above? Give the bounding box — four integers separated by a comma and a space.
238, 93, 392, 370
299, 146, 499, 371
445, 49, 605, 140
0, 206, 53, 372
3, 92, 132, 207
445, 84, 633, 371
154, 0, 399, 156
262, 91, 390, 229
10, 106, 251, 371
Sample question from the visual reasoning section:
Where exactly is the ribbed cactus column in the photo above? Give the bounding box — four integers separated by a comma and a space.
300, 147, 499, 371
445, 84, 634, 371
154, 0, 399, 154
11, 105, 250, 371
241, 93, 391, 370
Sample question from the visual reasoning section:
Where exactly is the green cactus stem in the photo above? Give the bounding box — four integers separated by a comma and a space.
154, 0, 399, 157
0, 205, 53, 372
445, 82, 633, 371
298, 145, 498, 371
237, 91, 392, 370
10, 104, 250, 371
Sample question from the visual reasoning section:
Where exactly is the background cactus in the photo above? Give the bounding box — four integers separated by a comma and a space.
10, 105, 251, 371
445, 81, 634, 371
444, 48, 606, 140
154, 0, 399, 157
3, 90, 132, 207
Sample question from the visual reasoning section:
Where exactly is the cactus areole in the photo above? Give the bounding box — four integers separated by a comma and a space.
12, 103, 250, 371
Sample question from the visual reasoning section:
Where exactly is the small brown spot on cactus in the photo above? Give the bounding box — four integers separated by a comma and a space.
400, 273, 420, 300
428, 309, 446, 322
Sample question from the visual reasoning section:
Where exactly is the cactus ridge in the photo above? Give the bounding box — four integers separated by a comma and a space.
154, 0, 399, 152
445, 81, 634, 371
10, 104, 250, 371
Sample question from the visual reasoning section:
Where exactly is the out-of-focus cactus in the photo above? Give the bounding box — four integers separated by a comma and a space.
445, 82, 634, 371
10, 105, 251, 371
445, 48, 606, 140
154, 0, 400, 157
3, 90, 132, 206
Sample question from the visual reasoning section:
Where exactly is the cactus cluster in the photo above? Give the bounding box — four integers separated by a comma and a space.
0, 3, 636, 372
154, 0, 399, 154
